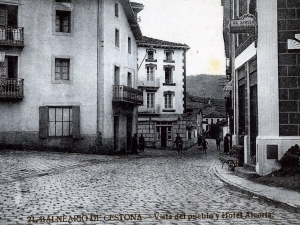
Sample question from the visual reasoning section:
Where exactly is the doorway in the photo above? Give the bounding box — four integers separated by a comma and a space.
126, 117, 132, 151
161, 127, 167, 148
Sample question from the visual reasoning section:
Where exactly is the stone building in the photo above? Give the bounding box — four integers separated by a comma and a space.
222, 0, 300, 175
137, 37, 192, 149
0, 0, 143, 154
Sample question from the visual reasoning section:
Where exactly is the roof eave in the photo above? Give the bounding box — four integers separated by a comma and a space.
121, 0, 143, 40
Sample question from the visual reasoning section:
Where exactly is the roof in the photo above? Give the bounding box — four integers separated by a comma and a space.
203, 111, 226, 118
120, 1, 143, 40
137, 36, 190, 50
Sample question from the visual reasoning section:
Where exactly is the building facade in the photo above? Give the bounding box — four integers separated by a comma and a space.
0, 0, 143, 154
222, 0, 300, 175
137, 37, 192, 149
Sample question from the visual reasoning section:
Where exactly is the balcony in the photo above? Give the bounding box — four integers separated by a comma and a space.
0, 27, 24, 47
138, 104, 160, 115
112, 85, 143, 105
0, 78, 24, 99
138, 78, 160, 90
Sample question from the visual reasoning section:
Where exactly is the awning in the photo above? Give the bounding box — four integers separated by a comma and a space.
223, 80, 232, 91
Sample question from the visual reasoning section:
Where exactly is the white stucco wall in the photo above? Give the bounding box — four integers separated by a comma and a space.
138, 46, 185, 114
0, 0, 98, 136
101, 0, 139, 139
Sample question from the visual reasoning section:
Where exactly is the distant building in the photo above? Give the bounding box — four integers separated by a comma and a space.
0, 0, 143, 153
137, 36, 191, 149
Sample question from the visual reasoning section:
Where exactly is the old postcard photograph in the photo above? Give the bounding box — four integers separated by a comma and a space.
0, 0, 299, 224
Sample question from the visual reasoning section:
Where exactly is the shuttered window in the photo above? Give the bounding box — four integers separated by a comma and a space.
39, 106, 80, 139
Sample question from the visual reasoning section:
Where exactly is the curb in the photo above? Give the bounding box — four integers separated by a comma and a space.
213, 165, 300, 213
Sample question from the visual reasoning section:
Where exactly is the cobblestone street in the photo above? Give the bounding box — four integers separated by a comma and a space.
0, 139, 299, 225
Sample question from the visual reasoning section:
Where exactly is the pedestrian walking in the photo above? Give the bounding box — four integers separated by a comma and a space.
197, 134, 203, 151
174, 133, 182, 153
132, 133, 139, 154
216, 137, 221, 151
224, 134, 230, 155
202, 138, 208, 154
139, 134, 145, 152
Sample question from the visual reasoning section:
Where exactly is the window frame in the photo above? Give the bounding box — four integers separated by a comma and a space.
164, 93, 173, 109
115, 28, 120, 48
53, 0, 74, 37
52, 55, 73, 84
128, 36, 131, 54
39, 105, 80, 139
115, 2, 119, 18
48, 106, 73, 137
147, 92, 155, 108
146, 65, 155, 82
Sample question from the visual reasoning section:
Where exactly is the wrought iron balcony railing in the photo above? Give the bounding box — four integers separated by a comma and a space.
138, 78, 160, 89
0, 26, 24, 46
138, 104, 160, 114
0, 78, 24, 99
112, 85, 143, 105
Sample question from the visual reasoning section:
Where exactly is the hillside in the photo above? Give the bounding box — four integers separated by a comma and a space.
186, 74, 227, 99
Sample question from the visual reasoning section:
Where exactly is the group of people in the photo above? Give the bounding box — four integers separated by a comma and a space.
132, 132, 231, 154
197, 135, 208, 154
197, 133, 231, 154
131, 133, 145, 154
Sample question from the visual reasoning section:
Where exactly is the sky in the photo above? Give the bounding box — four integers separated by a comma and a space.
136, 0, 226, 76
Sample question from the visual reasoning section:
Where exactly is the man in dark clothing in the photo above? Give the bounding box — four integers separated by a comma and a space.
224, 134, 230, 154
139, 134, 145, 152
197, 135, 203, 147
202, 138, 208, 154
216, 137, 221, 151
132, 133, 138, 154
174, 133, 182, 153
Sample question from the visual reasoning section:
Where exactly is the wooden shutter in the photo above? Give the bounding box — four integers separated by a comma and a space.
72, 106, 80, 138
39, 106, 49, 139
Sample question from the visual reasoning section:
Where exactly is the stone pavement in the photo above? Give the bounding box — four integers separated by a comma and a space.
0, 139, 299, 225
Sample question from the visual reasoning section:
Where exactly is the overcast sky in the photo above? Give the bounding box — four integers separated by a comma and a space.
136, 0, 226, 76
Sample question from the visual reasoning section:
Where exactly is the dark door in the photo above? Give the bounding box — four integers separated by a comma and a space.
161, 127, 167, 148
114, 116, 119, 150
8, 56, 17, 78
250, 84, 258, 163
127, 117, 132, 151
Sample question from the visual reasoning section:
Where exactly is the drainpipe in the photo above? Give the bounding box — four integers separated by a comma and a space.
97, 0, 104, 134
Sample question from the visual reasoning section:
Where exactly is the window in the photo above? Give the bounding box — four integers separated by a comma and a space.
166, 51, 172, 60
114, 66, 120, 85
147, 93, 155, 108
55, 10, 71, 33
115, 29, 119, 47
147, 50, 154, 60
127, 72, 132, 87
49, 107, 73, 137
147, 66, 155, 81
55, 58, 70, 80
164, 67, 173, 84
164, 93, 173, 109
167, 127, 172, 140
0, 56, 18, 79
128, 37, 131, 54
211, 119, 213, 124
115, 2, 119, 18
39, 106, 80, 139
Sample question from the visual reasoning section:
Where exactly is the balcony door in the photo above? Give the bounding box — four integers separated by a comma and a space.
0, 4, 18, 27
0, 56, 17, 78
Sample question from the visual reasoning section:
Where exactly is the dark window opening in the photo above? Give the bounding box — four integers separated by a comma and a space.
56, 10, 71, 33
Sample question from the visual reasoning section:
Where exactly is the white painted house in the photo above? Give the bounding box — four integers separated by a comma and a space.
0, 0, 143, 153
137, 37, 190, 149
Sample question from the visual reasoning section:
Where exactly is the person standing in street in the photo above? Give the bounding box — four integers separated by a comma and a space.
174, 133, 182, 153
216, 137, 221, 151
132, 133, 138, 154
224, 134, 230, 155
197, 134, 203, 151
139, 134, 145, 152
202, 138, 208, 154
